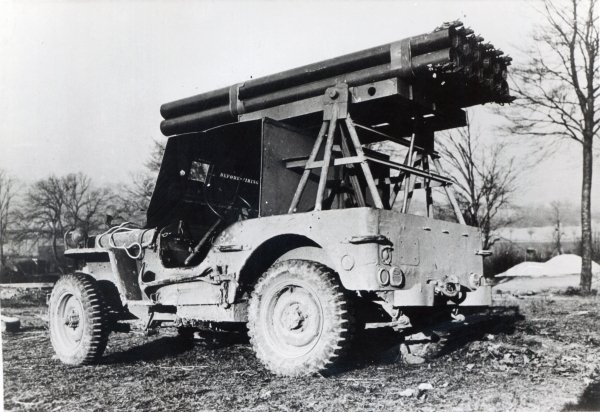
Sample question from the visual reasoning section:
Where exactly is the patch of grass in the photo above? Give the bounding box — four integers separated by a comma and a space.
1, 288, 49, 308
557, 286, 598, 296
527, 295, 554, 314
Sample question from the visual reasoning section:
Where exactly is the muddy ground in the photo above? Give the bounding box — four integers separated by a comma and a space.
2, 290, 599, 411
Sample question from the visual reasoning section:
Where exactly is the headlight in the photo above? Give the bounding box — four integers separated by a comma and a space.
65, 228, 87, 248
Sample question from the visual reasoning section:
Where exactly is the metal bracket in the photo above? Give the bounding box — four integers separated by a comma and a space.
217, 244, 246, 252
323, 84, 349, 120
228, 82, 245, 117
143, 311, 156, 334
390, 39, 412, 75
348, 234, 392, 245
210, 272, 236, 282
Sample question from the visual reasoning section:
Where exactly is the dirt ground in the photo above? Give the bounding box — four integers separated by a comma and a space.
2, 290, 599, 411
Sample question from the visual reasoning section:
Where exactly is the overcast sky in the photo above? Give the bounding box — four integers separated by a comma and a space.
1, 0, 598, 208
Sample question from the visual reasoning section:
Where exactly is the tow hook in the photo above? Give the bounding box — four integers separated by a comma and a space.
433, 276, 460, 298
451, 308, 465, 322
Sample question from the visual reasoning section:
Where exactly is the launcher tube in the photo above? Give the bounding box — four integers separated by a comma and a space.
161, 48, 456, 136
159, 21, 512, 136
409, 28, 456, 56
160, 28, 459, 120
160, 86, 230, 119
238, 44, 391, 100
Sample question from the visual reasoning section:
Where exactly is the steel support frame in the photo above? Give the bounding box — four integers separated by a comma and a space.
288, 84, 384, 213
287, 83, 466, 225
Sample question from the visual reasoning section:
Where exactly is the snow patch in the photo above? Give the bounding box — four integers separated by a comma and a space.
497, 254, 600, 278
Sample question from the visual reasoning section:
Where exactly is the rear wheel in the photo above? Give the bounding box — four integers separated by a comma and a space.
248, 259, 353, 376
49, 273, 110, 365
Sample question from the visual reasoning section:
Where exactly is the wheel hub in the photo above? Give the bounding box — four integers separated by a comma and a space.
54, 293, 85, 351
264, 283, 324, 357
280, 303, 306, 331
65, 309, 80, 329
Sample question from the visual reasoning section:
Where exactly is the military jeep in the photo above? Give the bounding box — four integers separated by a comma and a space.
49, 22, 508, 375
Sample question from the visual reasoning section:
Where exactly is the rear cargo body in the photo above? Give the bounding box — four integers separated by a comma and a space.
207, 207, 489, 306
68, 207, 489, 313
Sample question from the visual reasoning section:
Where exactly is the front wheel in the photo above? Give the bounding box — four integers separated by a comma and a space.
48, 273, 110, 365
247, 259, 354, 376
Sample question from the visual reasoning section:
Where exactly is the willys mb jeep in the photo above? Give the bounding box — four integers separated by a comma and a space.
49, 21, 509, 376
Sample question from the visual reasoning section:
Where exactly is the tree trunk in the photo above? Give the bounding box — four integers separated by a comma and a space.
51, 230, 63, 274
482, 230, 491, 251
0, 215, 4, 274
0, 239, 4, 275
580, 137, 593, 293
0, 236, 3, 275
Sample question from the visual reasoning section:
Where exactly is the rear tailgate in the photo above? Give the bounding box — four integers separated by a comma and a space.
378, 210, 484, 292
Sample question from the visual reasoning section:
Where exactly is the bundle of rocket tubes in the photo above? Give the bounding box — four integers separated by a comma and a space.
159, 21, 513, 137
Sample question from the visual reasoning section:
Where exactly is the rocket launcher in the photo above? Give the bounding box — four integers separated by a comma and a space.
160, 21, 513, 136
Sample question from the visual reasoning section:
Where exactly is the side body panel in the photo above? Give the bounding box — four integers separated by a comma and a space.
66, 207, 490, 324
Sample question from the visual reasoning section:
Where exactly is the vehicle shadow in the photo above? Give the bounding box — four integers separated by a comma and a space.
101, 329, 249, 365
102, 336, 197, 364
429, 306, 524, 358
100, 307, 522, 372
193, 329, 250, 350
330, 306, 523, 375
563, 379, 600, 411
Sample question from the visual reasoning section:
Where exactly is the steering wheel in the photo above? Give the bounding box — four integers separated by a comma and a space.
202, 176, 255, 222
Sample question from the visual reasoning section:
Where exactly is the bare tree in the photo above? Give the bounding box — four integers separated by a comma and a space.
18, 173, 111, 269
112, 138, 166, 226
112, 172, 155, 226
146, 139, 167, 173
505, 0, 599, 292
19, 176, 66, 268
62, 174, 112, 234
0, 170, 17, 274
439, 116, 518, 250
551, 201, 565, 255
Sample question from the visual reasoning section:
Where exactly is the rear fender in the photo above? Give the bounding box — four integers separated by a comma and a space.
275, 246, 335, 268
237, 234, 338, 299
